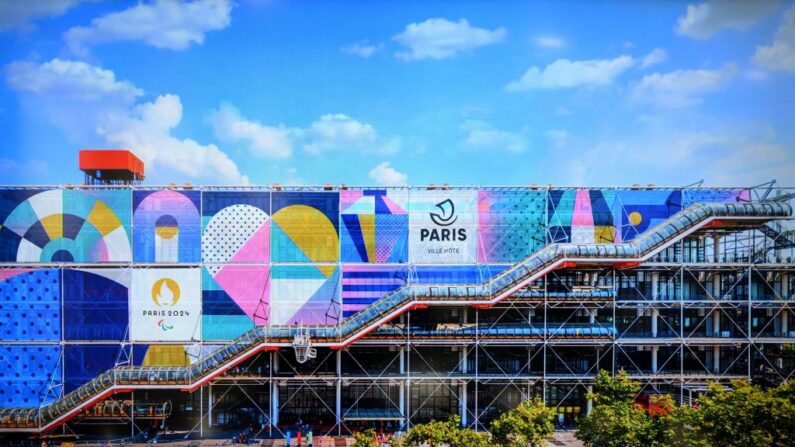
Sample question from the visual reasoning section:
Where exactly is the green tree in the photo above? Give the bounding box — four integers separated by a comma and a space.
402, 415, 490, 447
590, 369, 640, 406
490, 398, 555, 447
577, 370, 705, 447
695, 380, 795, 447
352, 428, 380, 447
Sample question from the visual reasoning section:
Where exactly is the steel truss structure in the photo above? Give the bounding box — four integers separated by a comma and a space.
0, 185, 794, 440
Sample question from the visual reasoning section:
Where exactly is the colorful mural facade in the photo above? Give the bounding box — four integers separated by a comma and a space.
0, 188, 131, 263
133, 189, 201, 263
478, 189, 546, 262
271, 191, 339, 263
548, 189, 617, 244
340, 189, 409, 263
270, 264, 340, 325
201, 191, 271, 340
202, 265, 269, 340
613, 189, 682, 241
342, 265, 409, 318
0, 186, 772, 405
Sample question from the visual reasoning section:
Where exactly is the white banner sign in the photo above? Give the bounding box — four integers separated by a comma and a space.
409, 190, 477, 263
131, 268, 201, 341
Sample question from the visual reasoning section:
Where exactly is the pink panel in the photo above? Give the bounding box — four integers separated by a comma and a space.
213, 265, 270, 322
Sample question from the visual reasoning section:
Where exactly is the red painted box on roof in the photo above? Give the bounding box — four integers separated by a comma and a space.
78, 149, 145, 178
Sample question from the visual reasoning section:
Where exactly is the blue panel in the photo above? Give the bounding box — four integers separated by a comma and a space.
64, 344, 120, 393
0, 269, 61, 341
0, 344, 62, 407
63, 269, 129, 341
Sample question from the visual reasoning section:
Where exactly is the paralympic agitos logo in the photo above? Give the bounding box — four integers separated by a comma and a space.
420, 199, 467, 241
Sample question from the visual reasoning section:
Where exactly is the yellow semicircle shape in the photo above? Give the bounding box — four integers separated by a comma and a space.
272, 204, 339, 270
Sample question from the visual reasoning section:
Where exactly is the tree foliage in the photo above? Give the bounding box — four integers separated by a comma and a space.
577, 370, 794, 447
402, 415, 490, 447
695, 380, 795, 447
353, 428, 381, 447
489, 398, 555, 447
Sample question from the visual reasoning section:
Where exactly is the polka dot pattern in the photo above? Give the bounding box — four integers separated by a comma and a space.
202, 205, 268, 276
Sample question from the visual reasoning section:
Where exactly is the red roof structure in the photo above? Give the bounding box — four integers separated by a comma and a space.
79, 149, 145, 184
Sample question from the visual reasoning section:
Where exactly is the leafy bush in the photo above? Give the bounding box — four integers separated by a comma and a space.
490, 398, 555, 447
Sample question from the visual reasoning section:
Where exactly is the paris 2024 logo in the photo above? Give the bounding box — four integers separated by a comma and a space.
148, 278, 185, 332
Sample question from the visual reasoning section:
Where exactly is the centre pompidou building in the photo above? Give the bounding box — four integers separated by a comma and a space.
0, 182, 793, 440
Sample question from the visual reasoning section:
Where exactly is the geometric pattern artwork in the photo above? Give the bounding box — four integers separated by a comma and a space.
0, 345, 62, 407
613, 189, 683, 242
342, 265, 408, 318
340, 189, 408, 263
270, 265, 340, 325
0, 269, 61, 341
478, 189, 546, 262
133, 189, 201, 263
547, 189, 617, 244
202, 190, 270, 266
130, 268, 202, 342
683, 189, 751, 207
63, 269, 129, 341
0, 188, 132, 263
202, 266, 269, 340
64, 344, 121, 393
271, 192, 339, 263
202, 191, 270, 340
409, 190, 478, 263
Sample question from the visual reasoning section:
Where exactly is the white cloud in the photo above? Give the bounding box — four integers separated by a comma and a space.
209, 106, 399, 157
506, 55, 635, 91
369, 161, 407, 185
630, 63, 737, 108
640, 48, 667, 68
5, 58, 248, 184
298, 114, 401, 155
341, 40, 384, 58
535, 36, 564, 48
393, 18, 506, 61
0, 0, 86, 32
676, 0, 779, 39
64, 0, 232, 54
6, 59, 142, 102
459, 120, 527, 153
209, 103, 292, 159
753, 5, 795, 72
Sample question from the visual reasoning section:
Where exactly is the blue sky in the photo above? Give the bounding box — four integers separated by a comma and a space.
0, 0, 794, 187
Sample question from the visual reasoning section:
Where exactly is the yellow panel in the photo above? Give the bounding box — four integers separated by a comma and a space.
316, 264, 337, 278
359, 214, 375, 262
594, 226, 615, 243
142, 345, 190, 366
272, 205, 339, 263
40, 214, 63, 241
86, 200, 122, 237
